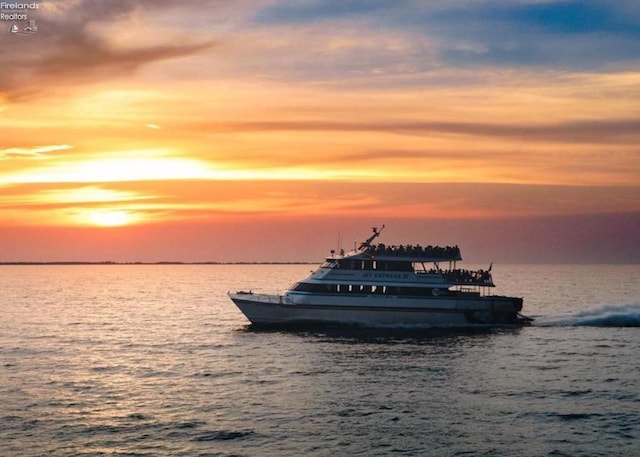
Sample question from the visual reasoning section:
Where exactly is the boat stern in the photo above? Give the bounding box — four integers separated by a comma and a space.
463, 295, 530, 325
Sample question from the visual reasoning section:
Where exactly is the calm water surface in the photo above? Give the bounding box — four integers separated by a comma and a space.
1, 264, 639, 456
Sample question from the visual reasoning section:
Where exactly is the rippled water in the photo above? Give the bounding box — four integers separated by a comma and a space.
1, 264, 639, 456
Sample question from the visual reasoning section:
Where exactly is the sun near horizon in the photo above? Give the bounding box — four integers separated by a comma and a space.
87, 210, 134, 227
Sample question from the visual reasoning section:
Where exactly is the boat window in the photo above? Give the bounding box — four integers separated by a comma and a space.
361, 260, 374, 270
335, 260, 357, 270
295, 281, 452, 297
294, 282, 448, 296
293, 282, 331, 293
335, 284, 365, 294
393, 261, 414, 272
374, 260, 413, 272
292, 282, 307, 291
321, 260, 338, 269
337, 260, 376, 270
413, 262, 427, 273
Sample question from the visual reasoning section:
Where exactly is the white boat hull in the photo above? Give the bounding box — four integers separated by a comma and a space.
228, 292, 525, 327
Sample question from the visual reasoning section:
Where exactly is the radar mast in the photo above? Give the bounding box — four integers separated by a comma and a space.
358, 225, 385, 250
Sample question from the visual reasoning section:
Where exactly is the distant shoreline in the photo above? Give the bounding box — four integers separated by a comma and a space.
0, 261, 315, 266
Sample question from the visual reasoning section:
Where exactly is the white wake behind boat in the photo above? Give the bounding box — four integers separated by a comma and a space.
229, 226, 531, 327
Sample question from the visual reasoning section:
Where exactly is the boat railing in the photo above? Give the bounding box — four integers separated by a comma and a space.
362, 243, 462, 261
234, 291, 289, 304
442, 269, 494, 286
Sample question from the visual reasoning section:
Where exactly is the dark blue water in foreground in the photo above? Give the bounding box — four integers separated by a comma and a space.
1, 264, 639, 456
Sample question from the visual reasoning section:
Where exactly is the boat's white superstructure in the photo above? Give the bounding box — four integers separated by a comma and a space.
229, 226, 530, 327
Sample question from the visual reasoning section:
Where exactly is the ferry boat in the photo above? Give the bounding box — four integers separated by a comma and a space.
228, 226, 531, 327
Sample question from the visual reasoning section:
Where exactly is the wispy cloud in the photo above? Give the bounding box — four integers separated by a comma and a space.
0, 185, 155, 207
254, 0, 640, 70
255, 0, 407, 24
191, 118, 640, 144
0, 144, 73, 159
0, 0, 216, 101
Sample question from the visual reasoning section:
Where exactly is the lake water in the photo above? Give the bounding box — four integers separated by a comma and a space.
1, 264, 639, 456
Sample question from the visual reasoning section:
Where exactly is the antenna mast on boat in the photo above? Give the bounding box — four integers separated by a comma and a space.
358, 224, 385, 250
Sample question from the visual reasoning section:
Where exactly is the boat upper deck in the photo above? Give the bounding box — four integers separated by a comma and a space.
328, 243, 462, 263
363, 243, 461, 261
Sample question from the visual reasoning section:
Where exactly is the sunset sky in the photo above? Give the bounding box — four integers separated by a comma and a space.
1, 0, 639, 263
